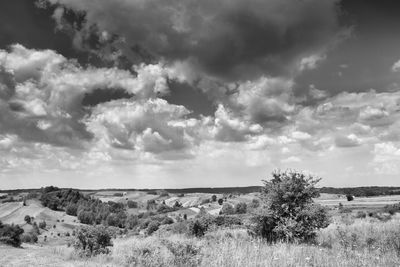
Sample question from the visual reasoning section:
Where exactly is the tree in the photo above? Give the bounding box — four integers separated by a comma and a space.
346, 194, 354, 201
253, 170, 329, 243
24, 215, 31, 224
0, 221, 24, 247
66, 203, 78, 216
211, 195, 217, 202
218, 198, 223, 205
73, 226, 113, 257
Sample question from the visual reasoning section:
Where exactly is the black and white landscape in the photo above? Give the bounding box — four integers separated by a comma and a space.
1, 0, 400, 266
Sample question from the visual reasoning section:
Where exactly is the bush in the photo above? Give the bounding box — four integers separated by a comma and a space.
39, 220, 46, 229
235, 202, 247, 214
213, 215, 242, 227
0, 221, 24, 247
249, 198, 260, 209
211, 195, 217, 202
21, 232, 38, 243
66, 203, 78, 216
355, 211, 366, 219
157, 204, 175, 213
126, 215, 139, 230
161, 217, 174, 225
220, 203, 235, 215
159, 190, 169, 197
73, 226, 113, 257
146, 221, 160, 235
218, 198, 223, 205
189, 214, 214, 237
346, 194, 354, 201
113, 193, 123, 197
24, 215, 31, 224
146, 199, 157, 210
78, 210, 95, 225
127, 200, 138, 209
253, 170, 330, 243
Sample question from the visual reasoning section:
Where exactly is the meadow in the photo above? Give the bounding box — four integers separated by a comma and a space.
2, 215, 400, 266
2, 177, 400, 267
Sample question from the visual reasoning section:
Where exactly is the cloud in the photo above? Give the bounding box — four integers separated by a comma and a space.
335, 134, 361, 147
84, 98, 197, 158
42, 0, 344, 80
373, 142, 400, 175
392, 59, 400, 72
0, 44, 187, 149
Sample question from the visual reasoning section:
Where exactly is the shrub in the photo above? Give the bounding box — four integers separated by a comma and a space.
177, 193, 185, 197
189, 214, 214, 237
190, 220, 207, 237
218, 198, 223, 205
146, 199, 157, 210
126, 215, 139, 230
249, 198, 260, 209
346, 195, 354, 201
113, 193, 123, 197
213, 215, 242, 227
355, 211, 366, 219
157, 204, 175, 213
159, 190, 169, 197
146, 221, 160, 236
24, 215, 31, 224
73, 226, 113, 257
39, 220, 46, 229
211, 195, 217, 202
161, 217, 174, 225
78, 210, 95, 225
66, 203, 78, 216
127, 200, 138, 209
173, 201, 182, 208
0, 221, 24, 247
253, 170, 330, 243
26, 192, 38, 199
21, 232, 38, 243
220, 203, 235, 215
235, 202, 247, 214
32, 222, 40, 235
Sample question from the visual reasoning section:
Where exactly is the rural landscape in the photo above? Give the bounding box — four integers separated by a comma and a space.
2, 171, 400, 266
2, 0, 400, 266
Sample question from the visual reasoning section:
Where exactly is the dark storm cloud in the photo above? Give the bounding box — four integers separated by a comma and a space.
43, 0, 343, 80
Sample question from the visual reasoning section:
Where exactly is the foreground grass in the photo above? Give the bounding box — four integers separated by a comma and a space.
2, 215, 400, 266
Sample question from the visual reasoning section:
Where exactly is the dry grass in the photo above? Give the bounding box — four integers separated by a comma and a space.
3, 215, 400, 266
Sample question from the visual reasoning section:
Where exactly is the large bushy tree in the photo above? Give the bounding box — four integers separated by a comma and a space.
252, 170, 329, 243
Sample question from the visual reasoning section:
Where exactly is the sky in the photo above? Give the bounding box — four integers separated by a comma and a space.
1, 0, 400, 189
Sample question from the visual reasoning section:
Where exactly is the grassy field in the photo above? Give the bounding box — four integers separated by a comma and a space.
1, 190, 400, 266
2, 216, 400, 267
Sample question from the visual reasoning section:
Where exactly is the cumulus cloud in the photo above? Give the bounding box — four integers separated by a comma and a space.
84, 98, 198, 158
392, 59, 400, 72
42, 0, 344, 80
0, 44, 191, 150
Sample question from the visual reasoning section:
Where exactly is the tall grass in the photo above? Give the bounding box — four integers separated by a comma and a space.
54, 215, 400, 266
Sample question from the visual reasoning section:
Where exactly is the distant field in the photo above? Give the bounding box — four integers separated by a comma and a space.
315, 194, 400, 208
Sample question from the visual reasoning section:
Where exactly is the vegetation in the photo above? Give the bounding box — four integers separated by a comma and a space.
73, 226, 113, 257
127, 200, 138, 208
252, 170, 329, 243
0, 221, 24, 247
